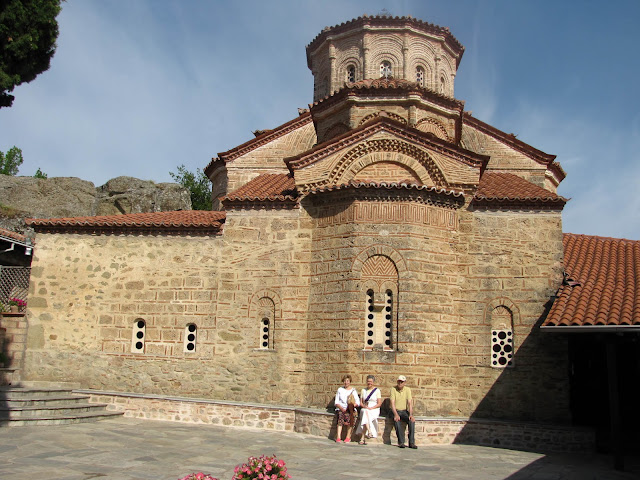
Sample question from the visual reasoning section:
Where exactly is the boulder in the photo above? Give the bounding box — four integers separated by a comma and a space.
95, 176, 192, 215
0, 175, 193, 235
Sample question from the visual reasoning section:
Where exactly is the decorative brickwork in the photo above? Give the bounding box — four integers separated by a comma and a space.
20, 14, 583, 452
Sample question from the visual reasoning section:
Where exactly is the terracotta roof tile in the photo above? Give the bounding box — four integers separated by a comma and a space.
474, 172, 567, 207
204, 112, 312, 177
223, 174, 298, 206
544, 234, 640, 327
306, 16, 464, 68
310, 78, 464, 111
463, 113, 557, 167
0, 227, 28, 244
26, 211, 226, 235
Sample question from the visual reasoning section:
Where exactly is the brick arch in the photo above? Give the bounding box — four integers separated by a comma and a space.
324, 122, 350, 140
248, 289, 282, 320
329, 139, 448, 187
415, 118, 450, 141
338, 56, 363, 82
352, 244, 407, 276
484, 297, 521, 326
358, 111, 407, 127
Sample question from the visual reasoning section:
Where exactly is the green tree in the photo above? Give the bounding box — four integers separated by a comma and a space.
0, 145, 23, 174
33, 166, 47, 178
0, 0, 62, 108
170, 164, 212, 211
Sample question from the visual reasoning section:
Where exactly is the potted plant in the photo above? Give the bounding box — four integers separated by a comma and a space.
8, 298, 26, 313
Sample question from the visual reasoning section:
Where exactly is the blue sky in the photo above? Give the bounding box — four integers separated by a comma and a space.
1, 0, 639, 239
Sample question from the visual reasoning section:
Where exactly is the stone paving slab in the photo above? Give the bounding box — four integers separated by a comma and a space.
0, 417, 638, 480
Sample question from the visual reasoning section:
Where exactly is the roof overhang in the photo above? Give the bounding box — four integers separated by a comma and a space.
540, 325, 640, 333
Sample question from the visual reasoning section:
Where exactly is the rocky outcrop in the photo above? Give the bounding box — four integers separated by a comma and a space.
95, 177, 191, 216
0, 175, 192, 235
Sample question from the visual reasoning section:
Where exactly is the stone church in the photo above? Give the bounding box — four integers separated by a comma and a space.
17, 16, 639, 452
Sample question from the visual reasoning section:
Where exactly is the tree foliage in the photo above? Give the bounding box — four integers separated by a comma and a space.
170, 164, 212, 211
0, 0, 62, 108
0, 145, 23, 175
33, 166, 47, 178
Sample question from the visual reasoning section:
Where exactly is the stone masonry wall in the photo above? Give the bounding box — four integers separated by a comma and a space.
24, 210, 313, 406
455, 206, 568, 422
304, 197, 465, 413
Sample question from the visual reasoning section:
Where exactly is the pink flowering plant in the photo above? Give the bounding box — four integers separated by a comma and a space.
232, 455, 290, 480
178, 473, 218, 480
8, 297, 26, 310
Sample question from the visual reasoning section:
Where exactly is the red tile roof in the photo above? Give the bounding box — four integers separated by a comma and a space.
0, 227, 28, 244
474, 172, 567, 208
26, 211, 226, 235
544, 234, 640, 327
204, 112, 312, 177
306, 16, 464, 68
223, 174, 298, 207
310, 77, 464, 112
463, 113, 557, 167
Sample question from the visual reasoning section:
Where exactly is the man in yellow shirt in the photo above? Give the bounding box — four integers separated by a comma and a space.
390, 375, 417, 449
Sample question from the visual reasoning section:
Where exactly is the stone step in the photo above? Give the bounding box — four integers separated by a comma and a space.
5, 394, 91, 407
0, 403, 109, 419
0, 410, 123, 427
0, 386, 123, 426
0, 386, 74, 399
19, 380, 83, 389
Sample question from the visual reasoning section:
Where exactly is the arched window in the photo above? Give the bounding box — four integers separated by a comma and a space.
490, 306, 514, 368
380, 61, 392, 79
346, 65, 356, 83
439, 75, 446, 94
362, 255, 398, 351
257, 297, 275, 350
416, 66, 425, 87
184, 324, 197, 353
131, 319, 145, 353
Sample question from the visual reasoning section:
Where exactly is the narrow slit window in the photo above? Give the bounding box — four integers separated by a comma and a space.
346, 65, 356, 83
365, 289, 375, 348
384, 290, 393, 349
184, 324, 197, 353
131, 319, 145, 353
260, 317, 271, 349
380, 61, 392, 78
416, 66, 425, 87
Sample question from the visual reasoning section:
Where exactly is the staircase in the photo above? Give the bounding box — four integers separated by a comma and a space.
0, 386, 123, 426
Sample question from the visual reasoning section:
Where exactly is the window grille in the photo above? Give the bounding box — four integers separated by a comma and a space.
0, 266, 30, 307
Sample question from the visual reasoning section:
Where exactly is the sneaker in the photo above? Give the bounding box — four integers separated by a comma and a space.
398, 444, 406, 448
344, 438, 351, 443
409, 444, 418, 449
335, 438, 342, 443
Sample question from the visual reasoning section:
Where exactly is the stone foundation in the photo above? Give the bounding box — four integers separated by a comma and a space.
82, 390, 594, 453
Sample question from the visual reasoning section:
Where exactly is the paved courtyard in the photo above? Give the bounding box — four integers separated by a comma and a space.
1, 417, 638, 480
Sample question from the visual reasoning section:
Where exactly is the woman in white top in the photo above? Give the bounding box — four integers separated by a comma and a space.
334, 374, 360, 443
355, 374, 383, 444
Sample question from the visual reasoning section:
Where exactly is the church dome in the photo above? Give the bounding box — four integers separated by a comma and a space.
306, 15, 464, 102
